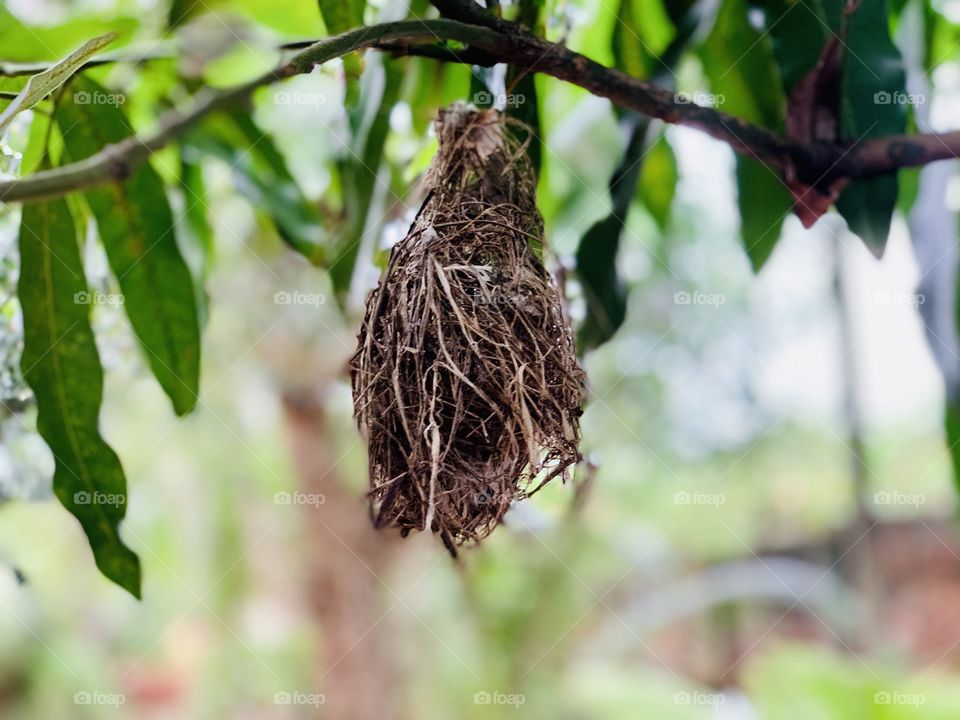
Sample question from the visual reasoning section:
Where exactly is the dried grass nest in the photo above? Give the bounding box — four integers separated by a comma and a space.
350, 105, 584, 554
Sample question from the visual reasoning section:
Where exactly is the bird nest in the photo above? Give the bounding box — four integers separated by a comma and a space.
350, 105, 584, 554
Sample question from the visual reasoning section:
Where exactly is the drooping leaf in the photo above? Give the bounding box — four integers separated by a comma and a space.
0, 33, 117, 138
702, 0, 792, 270
946, 402, 960, 494
575, 0, 709, 351
638, 132, 677, 230
737, 158, 791, 270
505, 0, 545, 178
576, 115, 649, 352
0, 7, 136, 62
187, 109, 325, 263
330, 57, 403, 302
612, 0, 676, 77
317, 0, 366, 107
18, 195, 141, 597
178, 150, 213, 329
749, 0, 907, 256
57, 76, 201, 417
21, 110, 53, 177
835, 0, 907, 257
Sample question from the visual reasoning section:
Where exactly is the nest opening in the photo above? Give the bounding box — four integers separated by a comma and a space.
351, 106, 584, 553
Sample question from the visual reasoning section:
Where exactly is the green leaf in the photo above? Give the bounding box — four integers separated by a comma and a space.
737, 158, 790, 270
317, 0, 366, 107
946, 402, 960, 495
0, 33, 117, 139
702, 0, 792, 270
21, 110, 53, 177
638, 132, 677, 230
576, 215, 630, 353
749, 0, 907, 256
188, 109, 325, 262
0, 7, 136, 62
330, 58, 403, 301
57, 77, 201, 417
612, 0, 675, 77
576, 115, 649, 352
835, 0, 907, 257
18, 196, 141, 597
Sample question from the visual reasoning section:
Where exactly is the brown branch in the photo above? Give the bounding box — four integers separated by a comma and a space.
0, 16, 958, 205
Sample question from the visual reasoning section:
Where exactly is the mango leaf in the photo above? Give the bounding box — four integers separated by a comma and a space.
0, 8, 136, 62
638, 132, 677, 230
576, 115, 649, 352
0, 33, 117, 139
834, 0, 907, 257
505, 0, 544, 178
749, 0, 906, 256
701, 0, 792, 270
21, 110, 53, 177
946, 403, 960, 494
330, 58, 403, 302
576, 0, 710, 351
187, 109, 325, 262
737, 159, 792, 269
57, 77, 201, 417
317, 0, 366, 107
18, 196, 141, 597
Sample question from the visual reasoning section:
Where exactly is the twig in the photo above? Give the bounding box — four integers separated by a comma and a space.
0, 16, 958, 204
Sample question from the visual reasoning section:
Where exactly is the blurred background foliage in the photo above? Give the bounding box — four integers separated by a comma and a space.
1, 0, 960, 717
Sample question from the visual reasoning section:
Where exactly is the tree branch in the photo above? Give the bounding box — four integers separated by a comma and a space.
1, 16, 958, 205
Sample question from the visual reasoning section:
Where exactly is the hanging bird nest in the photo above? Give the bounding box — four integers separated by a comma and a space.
350, 105, 584, 554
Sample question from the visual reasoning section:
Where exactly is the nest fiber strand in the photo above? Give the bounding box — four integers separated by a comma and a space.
351, 106, 584, 553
